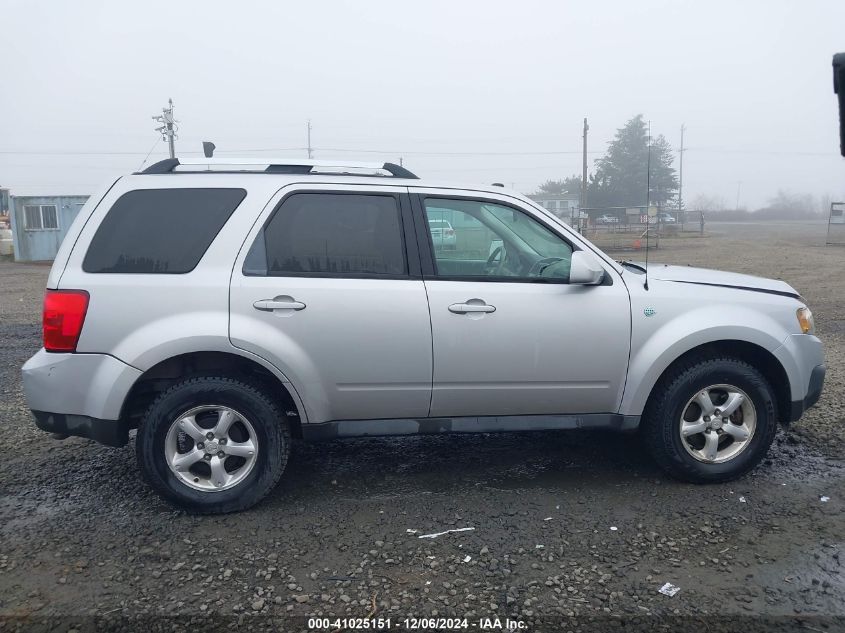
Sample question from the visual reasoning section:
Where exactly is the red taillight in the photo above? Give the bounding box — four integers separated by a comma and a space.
43, 290, 89, 352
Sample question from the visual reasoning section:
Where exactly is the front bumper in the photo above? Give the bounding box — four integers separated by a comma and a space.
22, 349, 141, 446
789, 364, 826, 422
772, 334, 825, 423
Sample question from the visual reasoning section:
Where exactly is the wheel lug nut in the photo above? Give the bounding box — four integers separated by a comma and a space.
203, 454, 211, 461
217, 451, 225, 458
206, 432, 214, 440
704, 416, 710, 422
219, 438, 226, 445
197, 442, 204, 449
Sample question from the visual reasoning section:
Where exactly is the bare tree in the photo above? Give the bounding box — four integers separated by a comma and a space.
689, 193, 728, 211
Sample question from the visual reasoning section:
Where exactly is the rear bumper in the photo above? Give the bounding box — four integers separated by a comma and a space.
789, 364, 826, 422
21, 349, 141, 420
32, 411, 129, 447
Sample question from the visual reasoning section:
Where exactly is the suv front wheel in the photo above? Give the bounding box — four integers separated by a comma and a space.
136, 377, 290, 513
642, 357, 778, 483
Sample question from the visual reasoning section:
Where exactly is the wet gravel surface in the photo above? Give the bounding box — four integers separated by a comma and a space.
0, 223, 843, 632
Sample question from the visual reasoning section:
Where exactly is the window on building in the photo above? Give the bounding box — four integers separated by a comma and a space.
41, 205, 58, 229
246, 193, 407, 276
24, 206, 41, 229
83, 188, 246, 274
23, 204, 59, 230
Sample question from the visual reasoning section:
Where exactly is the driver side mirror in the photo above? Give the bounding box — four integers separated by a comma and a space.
569, 251, 605, 285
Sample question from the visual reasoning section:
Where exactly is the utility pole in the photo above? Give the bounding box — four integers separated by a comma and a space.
152, 98, 177, 159
580, 117, 589, 234
735, 181, 742, 210
306, 120, 313, 159
678, 124, 685, 218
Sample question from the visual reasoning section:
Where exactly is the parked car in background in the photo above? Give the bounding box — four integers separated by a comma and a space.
21, 158, 825, 513
428, 219, 456, 250
657, 213, 677, 223
595, 213, 619, 224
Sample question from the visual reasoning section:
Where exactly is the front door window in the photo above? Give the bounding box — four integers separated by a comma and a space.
424, 198, 573, 281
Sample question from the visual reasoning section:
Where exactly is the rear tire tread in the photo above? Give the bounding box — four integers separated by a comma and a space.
136, 376, 290, 514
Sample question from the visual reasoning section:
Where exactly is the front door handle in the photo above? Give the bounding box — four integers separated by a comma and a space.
448, 301, 496, 314
253, 297, 306, 311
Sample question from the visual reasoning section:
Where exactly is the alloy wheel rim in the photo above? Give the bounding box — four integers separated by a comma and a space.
164, 405, 258, 492
679, 384, 756, 464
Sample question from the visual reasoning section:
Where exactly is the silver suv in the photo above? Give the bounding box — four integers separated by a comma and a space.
22, 159, 825, 513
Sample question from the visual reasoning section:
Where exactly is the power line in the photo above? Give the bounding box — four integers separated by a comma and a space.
0, 147, 602, 158
423, 165, 586, 172
0, 145, 838, 158
0, 150, 156, 155
686, 147, 833, 156
0, 147, 305, 156
316, 147, 596, 156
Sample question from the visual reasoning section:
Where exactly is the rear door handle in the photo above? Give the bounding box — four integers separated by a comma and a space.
448, 302, 496, 314
253, 298, 306, 311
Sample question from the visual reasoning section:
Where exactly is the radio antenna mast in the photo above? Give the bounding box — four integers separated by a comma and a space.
644, 120, 652, 291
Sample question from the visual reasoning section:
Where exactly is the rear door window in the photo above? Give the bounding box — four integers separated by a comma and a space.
245, 192, 407, 276
83, 188, 246, 273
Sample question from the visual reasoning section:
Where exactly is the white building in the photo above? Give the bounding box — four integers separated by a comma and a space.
527, 193, 581, 225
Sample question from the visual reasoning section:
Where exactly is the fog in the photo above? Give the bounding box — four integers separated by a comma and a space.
2, 0, 844, 209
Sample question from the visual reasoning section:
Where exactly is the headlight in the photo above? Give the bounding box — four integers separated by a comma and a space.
796, 307, 814, 334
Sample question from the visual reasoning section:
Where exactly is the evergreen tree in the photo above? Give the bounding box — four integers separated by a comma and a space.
587, 115, 678, 208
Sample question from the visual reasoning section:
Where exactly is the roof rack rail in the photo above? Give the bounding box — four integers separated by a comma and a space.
137, 158, 419, 179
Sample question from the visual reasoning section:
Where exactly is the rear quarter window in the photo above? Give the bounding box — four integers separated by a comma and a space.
82, 188, 246, 273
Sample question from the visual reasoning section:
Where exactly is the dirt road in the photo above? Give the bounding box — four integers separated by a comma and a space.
1, 222, 842, 632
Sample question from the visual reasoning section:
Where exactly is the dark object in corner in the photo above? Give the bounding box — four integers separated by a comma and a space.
834, 53, 845, 157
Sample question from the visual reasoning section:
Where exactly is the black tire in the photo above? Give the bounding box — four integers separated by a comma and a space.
642, 357, 778, 483
136, 376, 290, 514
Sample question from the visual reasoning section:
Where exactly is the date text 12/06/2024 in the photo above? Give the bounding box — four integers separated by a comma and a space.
307, 617, 527, 630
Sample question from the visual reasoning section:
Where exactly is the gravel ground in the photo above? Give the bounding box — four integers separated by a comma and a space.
0, 222, 843, 632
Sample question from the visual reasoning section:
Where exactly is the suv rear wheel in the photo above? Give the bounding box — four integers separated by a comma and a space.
642, 357, 778, 483
136, 377, 290, 513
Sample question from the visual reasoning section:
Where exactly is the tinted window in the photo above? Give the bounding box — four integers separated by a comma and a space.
252, 193, 406, 276
83, 188, 246, 274
424, 198, 572, 281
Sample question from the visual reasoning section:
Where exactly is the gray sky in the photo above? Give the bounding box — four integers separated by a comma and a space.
2, 0, 844, 209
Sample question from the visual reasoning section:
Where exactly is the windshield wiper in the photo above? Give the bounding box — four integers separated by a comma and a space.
618, 260, 647, 273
